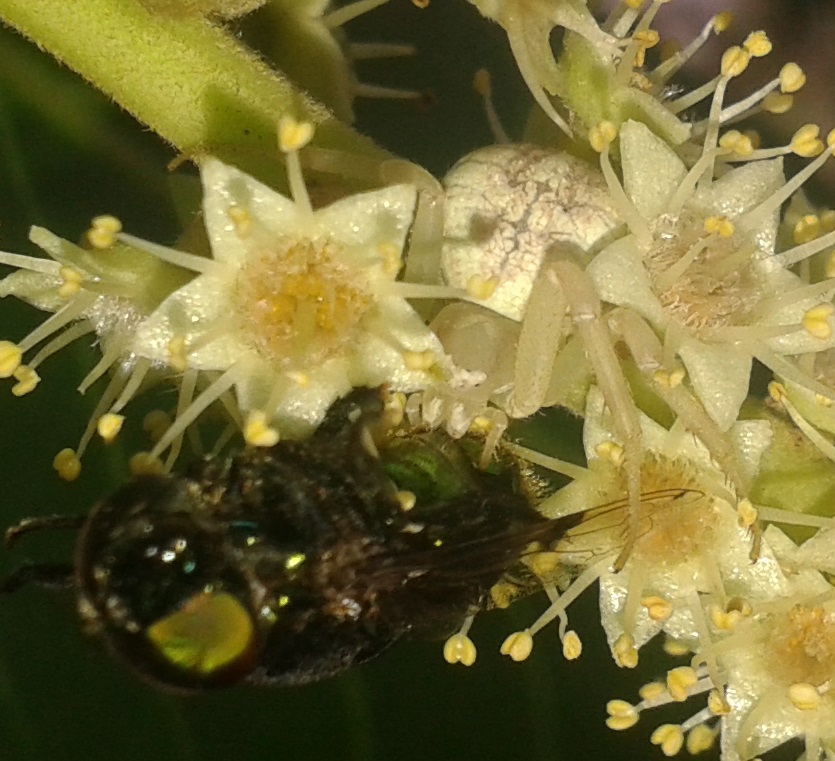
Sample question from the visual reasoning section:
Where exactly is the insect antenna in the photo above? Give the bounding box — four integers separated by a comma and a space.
0, 514, 84, 594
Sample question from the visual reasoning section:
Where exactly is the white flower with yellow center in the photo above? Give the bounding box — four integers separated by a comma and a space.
128, 119, 444, 459
497, 385, 778, 668
0, 217, 193, 479
588, 117, 835, 431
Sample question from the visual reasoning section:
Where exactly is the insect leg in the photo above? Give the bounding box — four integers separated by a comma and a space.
0, 563, 76, 594
5, 514, 85, 547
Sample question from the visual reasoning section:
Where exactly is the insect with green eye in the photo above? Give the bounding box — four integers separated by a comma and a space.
0, 387, 690, 691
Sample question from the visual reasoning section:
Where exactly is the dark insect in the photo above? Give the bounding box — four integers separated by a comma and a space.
0, 387, 690, 692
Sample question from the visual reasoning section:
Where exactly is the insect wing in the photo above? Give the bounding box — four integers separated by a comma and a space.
549, 488, 702, 566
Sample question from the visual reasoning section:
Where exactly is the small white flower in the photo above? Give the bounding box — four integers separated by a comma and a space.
588, 119, 835, 431
545, 387, 782, 659
130, 150, 444, 453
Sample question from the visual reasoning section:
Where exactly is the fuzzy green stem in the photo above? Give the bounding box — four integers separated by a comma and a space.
0, 0, 387, 185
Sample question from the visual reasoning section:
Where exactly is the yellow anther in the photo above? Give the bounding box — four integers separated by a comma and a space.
469, 415, 493, 434
87, 214, 122, 249
828, 129, 835, 149
639, 681, 667, 702
129, 451, 165, 476
822, 210, 835, 233
707, 688, 731, 715
816, 393, 833, 408
791, 125, 824, 158
382, 391, 406, 429
762, 92, 793, 114
11, 365, 40, 396
97, 412, 125, 443
768, 380, 786, 402
736, 498, 758, 529
703, 215, 735, 237
633, 29, 659, 67
794, 214, 821, 244
613, 633, 638, 669
227, 205, 252, 237
634, 30, 659, 49
779, 62, 806, 93
244, 410, 280, 447
58, 266, 84, 298
666, 666, 698, 701
788, 682, 821, 711
623, 0, 642, 10
595, 440, 625, 466
53, 448, 82, 481
278, 116, 315, 153
466, 274, 498, 300
718, 130, 753, 157
529, 551, 560, 577
652, 368, 682, 389
443, 633, 477, 666
686, 725, 716, 755
396, 490, 416, 512
378, 241, 402, 277
286, 371, 310, 388
605, 700, 639, 731
662, 637, 690, 657
720, 46, 749, 78
142, 410, 171, 442
641, 595, 673, 622
500, 630, 533, 662
589, 121, 618, 153
651, 724, 684, 757
473, 68, 491, 97
402, 349, 435, 371
826, 250, 835, 279
709, 603, 743, 631
562, 630, 582, 660
744, 129, 761, 149
0, 341, 23, 378
743, 31, 771, 57
711, 12, 733, 33
802, 302, 835, 339
726, 596, 752, 617
490, 580, 516, 609
167, 336, 189, 373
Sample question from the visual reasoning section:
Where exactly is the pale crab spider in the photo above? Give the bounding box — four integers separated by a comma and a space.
427, 142, 752, 567
306, 139, 750, 567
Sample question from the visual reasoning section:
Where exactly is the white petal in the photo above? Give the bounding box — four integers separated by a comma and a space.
348, 296, 446, 390
200, 157, 301, 265
237, 358, 353, 439
586, 237, 666, 325
132, 267, 252, 369
693, 157, 784, 219
314, 184, 417, 254
620, 120, 687, 219
678, 336, 751, 431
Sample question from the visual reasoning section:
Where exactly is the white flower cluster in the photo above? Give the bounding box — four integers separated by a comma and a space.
3, 1, 835, 759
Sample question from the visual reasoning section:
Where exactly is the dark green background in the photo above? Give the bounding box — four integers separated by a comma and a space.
1, 1, 829, 759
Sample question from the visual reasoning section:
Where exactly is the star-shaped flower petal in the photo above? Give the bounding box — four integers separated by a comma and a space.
132, 156, 445, 442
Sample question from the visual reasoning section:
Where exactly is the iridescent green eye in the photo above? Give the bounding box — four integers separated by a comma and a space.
146, 591, 254, 677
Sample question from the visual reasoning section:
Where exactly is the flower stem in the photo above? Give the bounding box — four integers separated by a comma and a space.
0, 0, 388, 184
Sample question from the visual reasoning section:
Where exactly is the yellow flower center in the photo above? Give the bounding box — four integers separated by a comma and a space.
645, 213, 764, 334
767, 605, 835, 688
235, 237, 372, 366
629, 455, 717, 566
